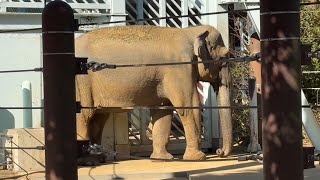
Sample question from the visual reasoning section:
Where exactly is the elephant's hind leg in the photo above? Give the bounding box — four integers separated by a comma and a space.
88, 113, 109, 144
150, 109, 174, 160
77, 113, 108, 166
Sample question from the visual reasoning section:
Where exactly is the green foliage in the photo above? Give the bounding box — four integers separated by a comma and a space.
300, 1, 320, 104
229, 1, 320, 146
230, 61, 251, 146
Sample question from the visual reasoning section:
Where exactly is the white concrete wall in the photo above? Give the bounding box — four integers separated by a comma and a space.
1, 128, 45, 172
0, 33, 43, 131
0, 0, 125, 131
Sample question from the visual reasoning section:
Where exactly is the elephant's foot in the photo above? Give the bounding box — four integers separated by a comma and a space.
150, 151, 174, 160
183, 149, 206, 160
216, 148, 231, 158
247, 143, 262, 153
77, 153, 106, 166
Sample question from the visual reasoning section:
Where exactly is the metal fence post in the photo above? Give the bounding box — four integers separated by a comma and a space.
136, 0, 144, 25
261, 0, 303, 179
247, 77, 261, 153
159, 0, 166, 27
42, 1, 78, 180
181, 0, 188, 28
110, 0, 126, 26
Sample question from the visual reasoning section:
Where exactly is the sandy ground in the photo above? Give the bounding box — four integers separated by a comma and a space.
1, 153, 319, 180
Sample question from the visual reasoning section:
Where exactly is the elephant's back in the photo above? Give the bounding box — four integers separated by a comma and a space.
75, 25, 193, 64
83, 25, 182, 43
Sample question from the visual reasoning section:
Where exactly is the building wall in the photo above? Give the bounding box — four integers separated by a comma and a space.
0, 33, 43, 131
0, 0, 124, 130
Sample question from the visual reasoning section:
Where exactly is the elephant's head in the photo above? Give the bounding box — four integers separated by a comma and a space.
193, 28, 229, 84
193, 26, 232, 157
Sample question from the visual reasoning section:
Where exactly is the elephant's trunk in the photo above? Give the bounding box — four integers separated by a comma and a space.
215, 66, 232, 157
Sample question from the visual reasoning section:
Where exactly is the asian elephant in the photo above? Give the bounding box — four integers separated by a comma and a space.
75, 25, 232, 161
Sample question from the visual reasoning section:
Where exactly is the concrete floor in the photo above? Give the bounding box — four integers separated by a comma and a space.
1, 154, 319, 180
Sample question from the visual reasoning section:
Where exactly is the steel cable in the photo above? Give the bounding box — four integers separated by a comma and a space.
80, 105, 319, 110
300, 2, 320, 6
1, 105, 318, 110
0, 27, 42, 34
83, 54, 261, 72
0, 68, 42, 74
0, 107, 43, 110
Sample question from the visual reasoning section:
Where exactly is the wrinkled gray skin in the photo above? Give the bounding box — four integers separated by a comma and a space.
75, 25, 232, 161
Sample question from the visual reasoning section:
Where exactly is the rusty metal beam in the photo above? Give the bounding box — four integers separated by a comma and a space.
42, 1, 78, 179
261, 0, 303, 179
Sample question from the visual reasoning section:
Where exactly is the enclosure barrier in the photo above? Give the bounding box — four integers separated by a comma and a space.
42, 1, 78, 180
261, 0, 303, 179
0, 0, 319, 179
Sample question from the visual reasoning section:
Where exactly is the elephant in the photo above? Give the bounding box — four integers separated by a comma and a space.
75, 25, 232, 161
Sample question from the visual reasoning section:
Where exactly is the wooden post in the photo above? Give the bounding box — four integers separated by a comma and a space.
42, 1, 77, 179
114, 113, 130, 160
101, 113, 130, 160
261, 0, 303, 179
101, 114, 115, 160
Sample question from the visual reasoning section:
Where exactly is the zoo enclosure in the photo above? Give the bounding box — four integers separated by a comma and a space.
1, 0, 318, 179
1, 1, 262, 173
0, 0, 261, 157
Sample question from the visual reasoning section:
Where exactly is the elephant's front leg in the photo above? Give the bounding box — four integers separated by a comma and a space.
216, 66, 232, 157
149, 109, 174, 160
174, 91, 206, 160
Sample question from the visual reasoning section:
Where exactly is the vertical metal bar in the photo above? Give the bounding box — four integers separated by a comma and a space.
42, 1, 77, 180
247, 77, 261, 153
139, 109, 148, 144
261, 0, 303, 179
159, 0, 166, 27
181, 0, 188, 28
110, 0, 126, 26
136, 0, 144, 25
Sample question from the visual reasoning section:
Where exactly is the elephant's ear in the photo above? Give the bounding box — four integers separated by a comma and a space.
194, 31, 209, 60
